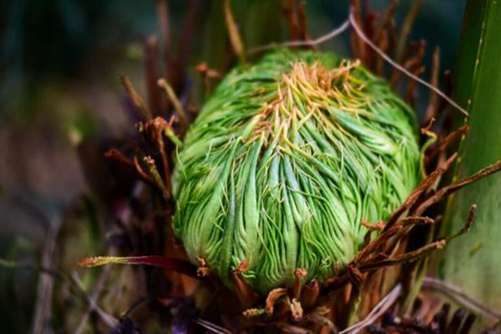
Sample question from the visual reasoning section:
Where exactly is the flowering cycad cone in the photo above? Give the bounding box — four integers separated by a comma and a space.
173, 49, 420, 293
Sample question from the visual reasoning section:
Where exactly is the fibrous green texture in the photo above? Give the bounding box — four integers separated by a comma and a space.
440, 0, 501, 310
173, 49, 420, 293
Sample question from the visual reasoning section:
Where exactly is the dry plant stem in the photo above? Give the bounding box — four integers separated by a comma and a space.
398, 216, 435, 226
346, 285, 363, 326
248, 20, 350, 54
121, 75, 152, 120
104, 149, 157, 186
31, 216, 61, 334
297, 1, 308, 41
251, 9, 467, 118
414, 161, 501, 216
153, 120, 171, 190
104, 148, 134, 168
67, 268, 118, 328
145, 36, 163, 114
281, 0, 309, 42
404, 41, 426, 105
176, 0, 199, 70
384, 153, 457, 231
195, 62, 222, 93
426, 125, 469, 165
373, 0, 398, 76
106, 116, 180, 200
158, 78, 187, 127
423, 277, 501, 322
143, 116, 180, 194
348, 11, 469, 117
361, 239, 446, 271
84, 255, 197, 277
284, 0, 301, 40
143, 156, 170, 200
301, 280, 320, 309
155, 0, 171, 53
306, 310, 336, 333
373, 0, 399, 76
373, 0, 398, 48
195, 318, 233, 334
224, 0, 246, 63
395, 0, 423, 64
71, 270, 119, 332
340, 284, 402, 334
400, 247, 430, 316
1, 259, 118, 331
399, 40, 426, 78
325, 181, 485, 296
276, 323, 310, 334
133, 156, 155, 184
252, 7, 468, 117
350, 0, 367, 62
74, 264, 113, 334
375, 31, 389, 75
424, 47, 442, 125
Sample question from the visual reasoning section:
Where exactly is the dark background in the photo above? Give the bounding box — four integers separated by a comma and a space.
0, 1, 466, 332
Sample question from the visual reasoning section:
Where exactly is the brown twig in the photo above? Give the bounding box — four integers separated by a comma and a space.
404, 41, 426, 105
384, 153, 457, 230
301, 280, 320, 309
132, 155, 155, 184
414, 161, 501, 216
74, 263, 113, 334
158, 78, 187, 128
348, 10, 469, 117
121, 75, 152, 120
31, 215, 61, 334
424, 47, 442, 125
284, 0, 300, 41
144, 35, 163, 115
70, 271, 118, 330
156, 0, 171, 54
340, 284, 402, 333
425, 125, 469, 164
143, 156, 171, 200
350, 0, 366, 62
394, 0, 423, 63
195, 318, 232, 334
373, 0, 398, 46
224, 0, 246, 63
248, 20, 350, 54
297, 1, 308, 41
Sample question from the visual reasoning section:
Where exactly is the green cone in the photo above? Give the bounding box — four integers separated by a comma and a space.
173, 49, 420, 293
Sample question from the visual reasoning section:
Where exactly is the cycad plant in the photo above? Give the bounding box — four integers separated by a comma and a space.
173, 49, 420, 294
73, 1, 501, 333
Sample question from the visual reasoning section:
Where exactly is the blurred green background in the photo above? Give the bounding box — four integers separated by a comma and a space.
0, 0, 466, 332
